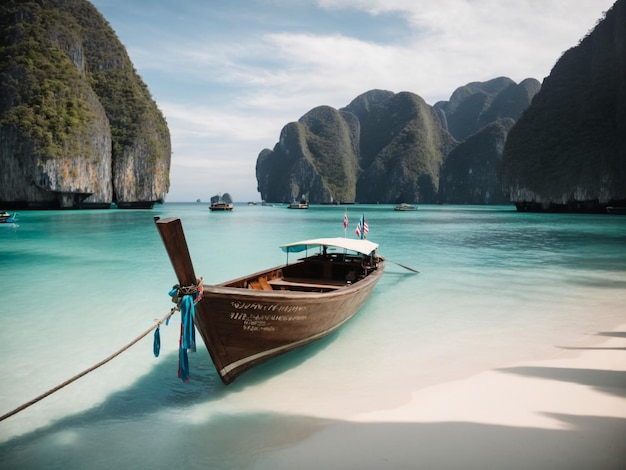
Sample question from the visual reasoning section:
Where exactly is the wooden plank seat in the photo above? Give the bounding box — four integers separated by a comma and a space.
267, 278, 345, 291
248, 277, 273, 290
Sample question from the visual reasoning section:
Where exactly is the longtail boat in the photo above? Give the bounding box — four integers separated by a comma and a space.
209, 193, 234, 211
0, 211, 17, 224
155, 216, 385, 384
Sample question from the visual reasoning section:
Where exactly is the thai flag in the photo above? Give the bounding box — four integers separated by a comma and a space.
343, 210, 348, 230
355, 214, 369, 239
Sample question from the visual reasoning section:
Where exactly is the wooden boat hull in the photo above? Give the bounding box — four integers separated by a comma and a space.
209, 193, 234, 211
209, 203, 233, 211
194, 264, 384, 383
394, 204, 417, 211
155, 216, 384, 384
0, 212, 17, 224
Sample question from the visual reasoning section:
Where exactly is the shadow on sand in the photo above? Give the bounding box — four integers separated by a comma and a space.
2, 331, 625, 469
497, 366, 626, 398
0, 326, 342, 443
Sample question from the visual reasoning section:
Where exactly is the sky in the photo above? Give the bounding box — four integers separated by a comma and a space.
89, 0, 616, 202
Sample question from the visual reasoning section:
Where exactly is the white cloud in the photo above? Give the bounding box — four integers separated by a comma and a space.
315, 0, 611, 92
162, 102, 281, 142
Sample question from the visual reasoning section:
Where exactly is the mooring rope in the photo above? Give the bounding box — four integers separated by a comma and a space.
0, 308, 178, 423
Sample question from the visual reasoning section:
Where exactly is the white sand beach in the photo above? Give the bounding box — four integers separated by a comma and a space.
255, 324, 626, 469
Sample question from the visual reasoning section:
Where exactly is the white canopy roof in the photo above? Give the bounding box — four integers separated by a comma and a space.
280, 237, 379, 256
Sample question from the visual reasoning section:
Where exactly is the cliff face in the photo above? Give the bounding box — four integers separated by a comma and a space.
439, 119, 515, 204
434, 77, 540, 142
257, 79, 537, 204
0, 0, 170, 208
256, 91, 455, 204
434, 78, 539, 204
256, 105, 361, 203
347, 91, 456, 204
0, 89, 112, 208
500, 0, 626, 211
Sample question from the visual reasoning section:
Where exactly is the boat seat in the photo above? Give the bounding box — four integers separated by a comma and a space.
268, 278, 343, 291
249, 278, 273, 290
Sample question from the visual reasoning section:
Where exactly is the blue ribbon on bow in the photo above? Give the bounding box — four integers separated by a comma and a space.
178, 295, 197, 382
163, 286, 198, 382
153, 326, 161, 357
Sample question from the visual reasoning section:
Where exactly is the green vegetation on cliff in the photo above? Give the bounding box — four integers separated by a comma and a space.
348, 91, 455, 204
257, 79, 535, 205
440, 119, 515, 204
1, 3, 93, 160
299, 106, 360, 199
256, 90, 458, 204
0, 0, 171, 207
500, 0, 626, 208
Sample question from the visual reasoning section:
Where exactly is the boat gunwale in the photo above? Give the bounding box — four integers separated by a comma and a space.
204, 258, 385, 299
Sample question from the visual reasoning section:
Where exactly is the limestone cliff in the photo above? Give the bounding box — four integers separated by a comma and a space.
256, 79, 536, 204
434, 77, 540, 142
256, 105, 360, 203
500, 0, 626, 212
439, 119, 515, 204
345, 91, 456, 204
0, 0, 170, 208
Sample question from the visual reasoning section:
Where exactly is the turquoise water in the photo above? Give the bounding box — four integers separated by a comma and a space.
1, 203, 625, 469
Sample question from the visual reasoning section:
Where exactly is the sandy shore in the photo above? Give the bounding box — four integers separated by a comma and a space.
255, 325, 626, 469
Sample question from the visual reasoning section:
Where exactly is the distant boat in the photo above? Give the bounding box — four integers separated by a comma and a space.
606, 206, 626, 215
154, 216, 385, 384
288, 197, 309, 209
0, 211, 17, 224
209, 193, 234, 211
394, 203, 417, 211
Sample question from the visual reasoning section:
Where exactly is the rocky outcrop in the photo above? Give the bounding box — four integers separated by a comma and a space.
500, 0, 626, 212
0, 0, 170, 209
0, 108, 112, 208
256, 105, 360, 203
257, 79, 536, 204
346, 91, 456, 204
439, 119, 515, 204
434, 77, 540, 142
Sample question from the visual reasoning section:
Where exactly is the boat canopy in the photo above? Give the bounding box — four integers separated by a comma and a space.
280, 237, 379, 256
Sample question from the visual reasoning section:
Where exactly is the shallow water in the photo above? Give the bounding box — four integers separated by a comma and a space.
1, 203, 624, 469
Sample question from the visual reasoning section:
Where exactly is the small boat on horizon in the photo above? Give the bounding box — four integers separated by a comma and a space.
154, 216, 385, 384
209, 193, 234, 211
0, 211, 18, 224
394, 203, 417, 211
288, 197, 309, 209
606, 206, 626, 215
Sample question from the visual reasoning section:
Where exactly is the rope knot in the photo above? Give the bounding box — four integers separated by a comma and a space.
170, 277, 204, 305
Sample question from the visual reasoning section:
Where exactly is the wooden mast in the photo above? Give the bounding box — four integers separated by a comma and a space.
154, 217, 198, 286
155, 217, 234, 382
